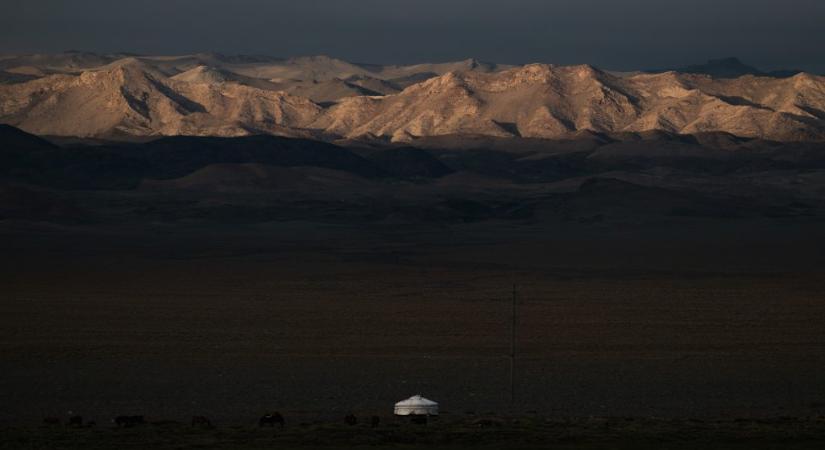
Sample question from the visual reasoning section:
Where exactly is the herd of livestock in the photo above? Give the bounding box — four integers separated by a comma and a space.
40, 412, 384, 429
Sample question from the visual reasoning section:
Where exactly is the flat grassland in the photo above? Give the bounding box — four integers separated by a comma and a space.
3, 220, 825, 448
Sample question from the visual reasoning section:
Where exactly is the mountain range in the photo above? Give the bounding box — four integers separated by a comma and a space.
1, 52, 824, 143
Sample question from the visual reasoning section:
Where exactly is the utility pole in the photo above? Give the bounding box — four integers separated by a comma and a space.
510, 283, 517, 408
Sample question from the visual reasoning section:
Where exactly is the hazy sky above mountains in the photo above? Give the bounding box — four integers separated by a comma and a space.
2, 0, 824, 72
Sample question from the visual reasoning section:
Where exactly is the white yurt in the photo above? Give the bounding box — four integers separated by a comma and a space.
394, 395, 439, 416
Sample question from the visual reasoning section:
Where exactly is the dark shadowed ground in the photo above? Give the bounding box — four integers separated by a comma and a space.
3, 219, 825, 428
4, 128, 825, 448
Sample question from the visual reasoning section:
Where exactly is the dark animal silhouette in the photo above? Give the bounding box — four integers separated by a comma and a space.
42, 417, 61, 426
258, 412, 285, 428
114, 415, 145, 427
191, 416, 213, 428
344, 414, 358, 426
68, 415, 83, 427
370, 415, 380, 428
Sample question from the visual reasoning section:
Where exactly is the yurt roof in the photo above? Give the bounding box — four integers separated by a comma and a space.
395, 395, 438, 407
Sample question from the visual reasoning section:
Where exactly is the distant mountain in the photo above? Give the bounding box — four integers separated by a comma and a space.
677, 57, 764, 78
649, 57, 804, 79
1, 53, 824, 142
171, 65, 254, 84
0, 51, 117, 73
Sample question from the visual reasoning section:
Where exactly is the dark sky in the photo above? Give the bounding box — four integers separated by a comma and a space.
2, 0, 824, 72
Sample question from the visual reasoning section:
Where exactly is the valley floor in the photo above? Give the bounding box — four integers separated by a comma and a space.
3, 220, 825, 427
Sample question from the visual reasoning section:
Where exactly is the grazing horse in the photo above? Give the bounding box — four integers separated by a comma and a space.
258, 412, 285, 428
344, 414, 358, 426
114, 415, 145, 427
370, 416, 380, 428
68, 415, 83, 427
42, 417, 61, 426
191, 416, 213, 428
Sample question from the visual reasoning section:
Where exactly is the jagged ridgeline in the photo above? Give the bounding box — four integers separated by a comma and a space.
1, 53, 823, 142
